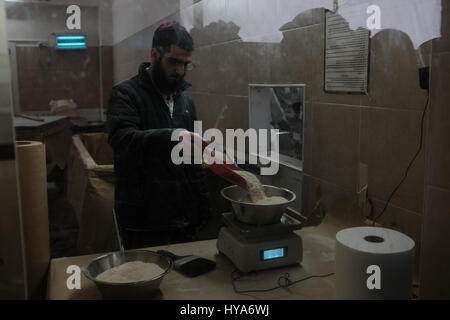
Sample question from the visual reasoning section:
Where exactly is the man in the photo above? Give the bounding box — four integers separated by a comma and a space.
107, 22, 212, 249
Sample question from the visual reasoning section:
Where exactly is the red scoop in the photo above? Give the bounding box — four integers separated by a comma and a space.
202, 141, 248, 191
209, 162, 248, 191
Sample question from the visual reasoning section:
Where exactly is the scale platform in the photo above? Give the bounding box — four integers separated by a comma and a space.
217, 212, 303, 272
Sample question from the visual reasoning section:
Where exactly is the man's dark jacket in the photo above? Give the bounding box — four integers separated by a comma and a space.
106, 62, 211, 237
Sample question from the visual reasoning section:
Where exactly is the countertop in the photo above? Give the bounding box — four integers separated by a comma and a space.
46, 215, 343, 300
14, 115, 69, 129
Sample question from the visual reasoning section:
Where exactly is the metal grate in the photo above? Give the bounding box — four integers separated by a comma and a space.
324, 11, 370, 94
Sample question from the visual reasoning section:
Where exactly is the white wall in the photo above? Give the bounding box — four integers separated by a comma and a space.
99, 0, 113, 46
111, 0, 182, 45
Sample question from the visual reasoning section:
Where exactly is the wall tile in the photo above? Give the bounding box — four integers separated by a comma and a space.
15, 47, 102, 110
276, 26, 313, 86
188, 40, 248, 96
273, 165, 302, 213
113, 37, 130, 67
301, 174, 355, 226
432, 0, 450, 54
370, 199, 422, 244
361, 107, 426, 214
130, 30, 152, 63
301, 174, 321, 224
188, 91, 249, 133
360, 29, 428, 110
112, 23, 156, 78
112, 0, 180, 45
420, 186, 450, 299
427, 52, 450, 189
310, 7, 325, 25
185, 44, 213, 93
190, 20, 241, 48
369, 198, 422, 283
279, 7, 323, 31
247, 41, 283, 85
113, 61, 138, 84
247, 25, 320, 94
221, 94, 250, 132
179, 0, 202, 11
115, 34, 142, 66
216, 40, 249, 96
188, 91, 219, 129
101, 46, 114, 108
311, 103, 360, 190
418, 40, 433, 67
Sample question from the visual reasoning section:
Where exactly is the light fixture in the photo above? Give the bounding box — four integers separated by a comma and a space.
55, 35, 87, 50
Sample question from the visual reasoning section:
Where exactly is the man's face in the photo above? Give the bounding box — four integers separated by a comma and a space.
151, 44, 192, 93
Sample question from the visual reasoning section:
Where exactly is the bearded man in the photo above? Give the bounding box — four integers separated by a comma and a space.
107, 22, 212, 249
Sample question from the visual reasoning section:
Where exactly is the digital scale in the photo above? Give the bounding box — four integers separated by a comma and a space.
217, 212, 303, 272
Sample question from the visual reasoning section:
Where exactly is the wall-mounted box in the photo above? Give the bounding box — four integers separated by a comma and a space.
248, 84, 305, 172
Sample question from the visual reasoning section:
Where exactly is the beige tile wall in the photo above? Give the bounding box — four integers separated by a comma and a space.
16, 46, 102, 111
112, 1, 449, 293
420, 0, 450, 299
360, 107, 426, 214
101, 45, 114, 109
420, 186, 450, 298
112, 3, 428, 212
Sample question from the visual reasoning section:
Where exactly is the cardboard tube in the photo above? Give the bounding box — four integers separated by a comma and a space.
16, 141, 50, 299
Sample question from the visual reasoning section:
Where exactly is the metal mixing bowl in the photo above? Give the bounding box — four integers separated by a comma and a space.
82, 249, 172, 300
221, 185, 296, 225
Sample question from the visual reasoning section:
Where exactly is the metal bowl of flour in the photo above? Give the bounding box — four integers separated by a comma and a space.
221, 185, 296, 225
82, 250, 172, 300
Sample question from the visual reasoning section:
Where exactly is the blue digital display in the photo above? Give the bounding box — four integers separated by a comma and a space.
263, 248, 285, 260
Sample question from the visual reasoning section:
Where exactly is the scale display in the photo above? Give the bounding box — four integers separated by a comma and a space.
217, 227, 302, 272
261, 247, 286, 261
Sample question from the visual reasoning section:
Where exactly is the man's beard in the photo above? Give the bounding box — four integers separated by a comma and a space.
151, 58, 185, 94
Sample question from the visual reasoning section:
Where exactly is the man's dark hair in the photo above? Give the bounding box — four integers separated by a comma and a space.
152, 21, 194, 54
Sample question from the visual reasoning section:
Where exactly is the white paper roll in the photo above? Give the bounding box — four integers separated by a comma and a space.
335, 226, 415, 300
